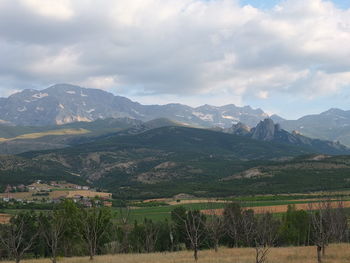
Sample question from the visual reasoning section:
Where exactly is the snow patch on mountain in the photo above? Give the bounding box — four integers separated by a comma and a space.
192, 112, 214, 121
32, 93, 48, 99
17, 106, 27, 112
222, 115, 238, 120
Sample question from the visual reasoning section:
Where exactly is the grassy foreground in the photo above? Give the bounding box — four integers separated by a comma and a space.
3, 244, 350, 263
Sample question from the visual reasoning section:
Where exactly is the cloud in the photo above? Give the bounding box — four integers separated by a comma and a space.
0, 0, 349, 108
20, 0, 74, 20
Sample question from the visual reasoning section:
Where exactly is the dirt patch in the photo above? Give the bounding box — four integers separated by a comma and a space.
222, 168, 273, 181
154, 162, 177, 170
308, 155, 331, 161
136, 171, 180, 184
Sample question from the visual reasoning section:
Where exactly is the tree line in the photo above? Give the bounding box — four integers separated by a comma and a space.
0, 199, 348, 263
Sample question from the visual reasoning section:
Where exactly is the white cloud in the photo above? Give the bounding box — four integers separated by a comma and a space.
303, 71, 350, 98
20, 0, 74, 20
27, 48, 85, 77
0, 0, 350, 108
257, 91, 269, 99
78, 76, 121, 91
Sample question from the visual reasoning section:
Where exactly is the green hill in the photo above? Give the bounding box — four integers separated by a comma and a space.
1, 126, 350, 198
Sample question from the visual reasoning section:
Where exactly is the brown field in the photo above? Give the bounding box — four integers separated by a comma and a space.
0, 213, 11, 224
0, 128, 90, 142
66, 190, 112, 199
0, 190, 111, 201
201, 200, 350, 215
2, 244, 350, 263
142, 198, 226, 205
0, 192, 35, 200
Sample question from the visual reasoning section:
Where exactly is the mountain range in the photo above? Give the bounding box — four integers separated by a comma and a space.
0, 84, 268, 128
277, 108, 350, 147
2, 83, 350, 147
1, 83, 350, 198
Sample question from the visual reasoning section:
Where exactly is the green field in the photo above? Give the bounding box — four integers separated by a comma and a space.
114, 198, 350, 222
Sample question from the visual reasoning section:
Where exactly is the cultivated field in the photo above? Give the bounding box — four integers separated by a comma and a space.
2, 244, 350, 263
202, 200, 350, 215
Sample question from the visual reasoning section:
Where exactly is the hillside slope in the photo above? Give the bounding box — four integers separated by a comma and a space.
0, 126, 344, 198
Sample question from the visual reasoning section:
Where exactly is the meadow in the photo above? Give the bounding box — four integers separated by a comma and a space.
122, 195, 350, 222
2, 244, 350, 263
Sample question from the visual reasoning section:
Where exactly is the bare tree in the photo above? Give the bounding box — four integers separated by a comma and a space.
241, 209, 256, 247
39, 210, 66, 263
329, 200, 348, 243
79, 207, 112, 260
167, 219, 175, 252
144, 219, 160, 253
119, 204, 131, 225
204, 203, 225, 252
223, 202, 243, 247
173, 209, 206, 261
308, 201, 333, 263
253, 212, 279, 263
0, 213, 38, 263
118, 204, 131, 253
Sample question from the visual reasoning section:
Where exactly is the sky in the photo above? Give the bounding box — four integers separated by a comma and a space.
0, 0, 350, 119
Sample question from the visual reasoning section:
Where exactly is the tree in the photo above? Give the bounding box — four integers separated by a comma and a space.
204, 205, 225, 252
223, 202, 243, 247
279, 205, 310, 246
118, 203, 132, 253
79, 207, 112, 260
329, 200, 348, 243
172, 208, 206, 261
171, 206, 187, 247
39, 210, 66, 263
144, 219, 160, 253
59, 200, 82, 257
0, 212, 38, 263
308, 201, 333, 263
241, 209, 256, 247
253, 212, 279, 263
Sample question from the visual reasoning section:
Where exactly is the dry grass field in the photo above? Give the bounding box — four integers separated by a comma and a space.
202, 200, 350, 215
0, 128, 89, 142
2, 244, 350, 263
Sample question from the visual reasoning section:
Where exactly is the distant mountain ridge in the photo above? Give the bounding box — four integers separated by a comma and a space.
0, 84, 268, 127
278, 108, 350, 147
225, 118, 350, 155
0, 117, 182, 154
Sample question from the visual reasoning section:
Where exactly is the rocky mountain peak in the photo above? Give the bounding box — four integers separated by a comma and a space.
226, 122, 251, 136
251, 118, 276, 141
